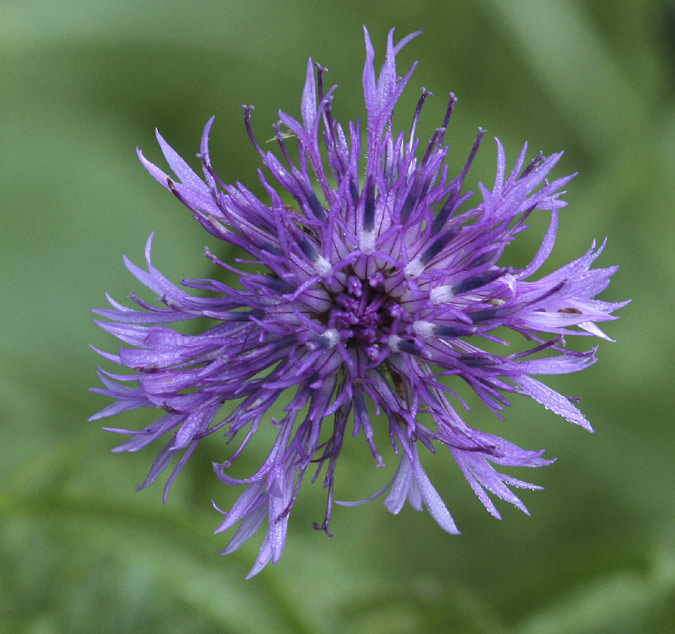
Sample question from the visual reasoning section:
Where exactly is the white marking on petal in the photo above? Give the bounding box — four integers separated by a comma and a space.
387, 335, 401, 352
404, 256, 424, 278
314, 255, 332, 277
360, 229, 375, 254
412, 320, 435, 338
323, 328, 340, 347
430, 285, 453, 304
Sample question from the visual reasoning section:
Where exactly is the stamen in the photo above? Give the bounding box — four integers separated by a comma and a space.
296, 234, 318, 261
363, 175, 375, 232
434, 324, 476, 337
521, 150, 545, 178
306, 190, 327, 221
421, 127, 445, 165
437, 93, 457, 146
400, 176, 421, 224
451, 268, 507, 295
431, 188, 473, 234
409, 88, 432, 150
273, 123, 295, 166
315, 63, 326, 103
431, 127, 486, 232
458, 128, 486, 185
419, 227, 461, 265
349, 180, 359, 205
242, 105, 264, 157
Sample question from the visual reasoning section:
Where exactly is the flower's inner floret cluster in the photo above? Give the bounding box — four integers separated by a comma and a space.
91, 28, 627, 578
327, 275, 393, 348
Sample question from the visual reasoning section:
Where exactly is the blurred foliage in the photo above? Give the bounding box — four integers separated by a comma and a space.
1, 0, 674, 632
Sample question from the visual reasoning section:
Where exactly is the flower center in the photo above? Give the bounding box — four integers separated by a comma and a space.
326, 274, 396, 349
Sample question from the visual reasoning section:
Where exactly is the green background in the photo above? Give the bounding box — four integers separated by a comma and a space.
2, 1, 673, 632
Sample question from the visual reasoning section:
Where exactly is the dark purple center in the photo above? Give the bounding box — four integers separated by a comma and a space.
326, 274, 396, 348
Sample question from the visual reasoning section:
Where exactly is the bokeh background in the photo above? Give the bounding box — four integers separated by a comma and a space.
2, 1, 673, 632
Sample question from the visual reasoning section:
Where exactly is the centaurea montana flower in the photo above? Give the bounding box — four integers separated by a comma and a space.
91, 28, 628, 578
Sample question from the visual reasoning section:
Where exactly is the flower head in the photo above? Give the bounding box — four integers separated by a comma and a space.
91, 28, 628, 577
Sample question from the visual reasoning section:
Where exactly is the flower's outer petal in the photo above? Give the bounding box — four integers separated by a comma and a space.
383, 450, 413, 515
514, 375, 594, 431
411, 444, 460, 534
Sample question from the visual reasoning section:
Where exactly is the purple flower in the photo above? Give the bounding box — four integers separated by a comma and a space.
91, 28, 628, 578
